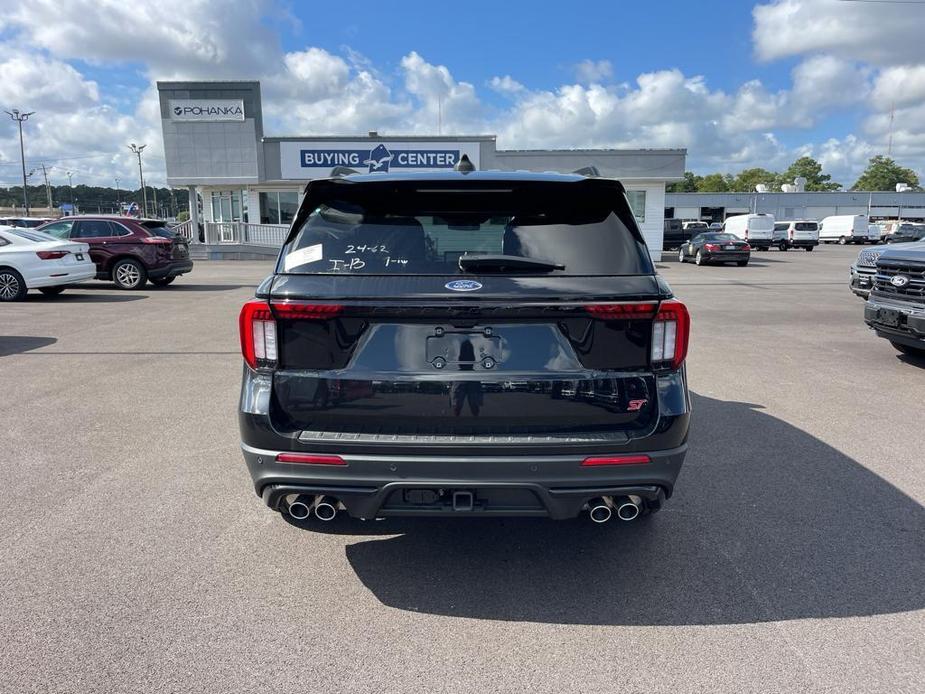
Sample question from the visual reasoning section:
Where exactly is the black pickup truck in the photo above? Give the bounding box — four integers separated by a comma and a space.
864, 242, 925, 357
238, 168, 691, 526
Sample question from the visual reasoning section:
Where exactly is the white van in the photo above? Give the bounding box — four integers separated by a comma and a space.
723, 214, 774, 250
773, 220, 820, 251
819, 215, 869, 244
867, 224, 882, 244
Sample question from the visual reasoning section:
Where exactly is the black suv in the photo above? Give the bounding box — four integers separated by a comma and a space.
864, 241, 925, 357
238, 170, 691, 525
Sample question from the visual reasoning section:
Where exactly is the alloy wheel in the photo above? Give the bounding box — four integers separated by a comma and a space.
115, 263, 141, 288
0, 272, 20, 300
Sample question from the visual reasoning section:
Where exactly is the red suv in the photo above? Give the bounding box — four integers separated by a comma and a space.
37, 216, 193, 289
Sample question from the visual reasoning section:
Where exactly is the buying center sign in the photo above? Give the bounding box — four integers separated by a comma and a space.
279, 141, 480, 178
169, 99, 245, 122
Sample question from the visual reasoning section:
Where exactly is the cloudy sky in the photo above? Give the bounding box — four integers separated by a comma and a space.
1, 0, 924, 189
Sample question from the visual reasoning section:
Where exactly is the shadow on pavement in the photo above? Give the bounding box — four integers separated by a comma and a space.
0, 336, 57, 356
294, 392, 925, 626
27, 292, 146, 303
150, 284, 254, 292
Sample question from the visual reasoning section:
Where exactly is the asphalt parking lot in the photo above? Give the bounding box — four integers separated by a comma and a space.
1, 245, 923, 693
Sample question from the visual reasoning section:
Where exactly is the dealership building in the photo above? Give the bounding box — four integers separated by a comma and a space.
666, 191, 925, 224
157, 81, 686, 258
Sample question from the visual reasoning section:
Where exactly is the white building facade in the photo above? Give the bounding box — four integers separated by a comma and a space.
158, 81, 686, 259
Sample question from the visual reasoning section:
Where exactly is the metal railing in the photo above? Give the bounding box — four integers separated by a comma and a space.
202, 221, 288, 247
172, 219, 196, 241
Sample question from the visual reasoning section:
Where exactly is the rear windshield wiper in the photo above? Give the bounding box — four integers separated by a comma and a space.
458, 254, 565, 273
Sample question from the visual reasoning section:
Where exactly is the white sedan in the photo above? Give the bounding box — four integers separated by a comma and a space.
0, 226, 96, 301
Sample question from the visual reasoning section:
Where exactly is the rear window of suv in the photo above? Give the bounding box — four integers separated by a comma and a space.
280, 178, 653, 276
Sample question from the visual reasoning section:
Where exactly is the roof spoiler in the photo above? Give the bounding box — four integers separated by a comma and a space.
572, 165, 601, 177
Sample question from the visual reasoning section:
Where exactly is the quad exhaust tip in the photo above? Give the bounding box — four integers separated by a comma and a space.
314, 496, 339, 522
588, 495, 643, 523
588, 498, 612, 523
287, 495, 313, 520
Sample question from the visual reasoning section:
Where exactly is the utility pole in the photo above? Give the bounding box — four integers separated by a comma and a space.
115, 177, 121, 211
152, 183, 159, 219
6, 109, 35, 215
888, 101, 895, 157
40, 163, 53, 214
129, 143, 147, 217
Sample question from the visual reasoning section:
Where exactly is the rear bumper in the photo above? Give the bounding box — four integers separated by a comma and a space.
703, 251, 750, 262
147, 259, 193, 280
26, 264, 96, 288
241, 442, 687, 519
788, 240, 818, 248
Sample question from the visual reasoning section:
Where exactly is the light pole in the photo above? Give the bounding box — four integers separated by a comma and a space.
129, 143, 147, 217
5, 109, 35, 215
115, 177, 121, 212
66, 171, 74, 207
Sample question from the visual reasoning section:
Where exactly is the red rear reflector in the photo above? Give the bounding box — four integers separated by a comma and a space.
271, 302, 343, 320
585, 302, 657, 320
275, 453, 346, 465
36, 250, 68, 260
581, 454, 651, 466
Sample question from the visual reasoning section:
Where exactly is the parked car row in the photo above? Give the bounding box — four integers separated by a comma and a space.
858, 240, 925, 358
665, 214, 820, 252
0, 215, 193, 301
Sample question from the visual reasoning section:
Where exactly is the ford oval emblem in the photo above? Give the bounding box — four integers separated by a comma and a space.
445, 279, 483, 292
891, 275, 910, 287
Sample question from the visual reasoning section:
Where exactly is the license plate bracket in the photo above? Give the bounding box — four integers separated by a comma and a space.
426, 328, 501, 370
878, 308, 902, 327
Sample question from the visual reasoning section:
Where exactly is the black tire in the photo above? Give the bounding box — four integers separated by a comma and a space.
111, 259, 147, 290
805, 246, 814, 252
39, 286, 66, 296
0, 268, 28, 302
150, 276, 176, 287
737, 260, 749, 267
695, 250, 704, 266
838, 236, 847, 245
779, 243, 788, 251
891, 341, 925, 357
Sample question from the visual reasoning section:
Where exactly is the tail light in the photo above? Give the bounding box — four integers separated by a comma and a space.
651, 299, 690, 370
789, 229, 794, 240
36, 250, 69, 260
585, 302, 657, 320
742, 243, 751, 252
704, 243, 719, 251
239, 300, 343, 369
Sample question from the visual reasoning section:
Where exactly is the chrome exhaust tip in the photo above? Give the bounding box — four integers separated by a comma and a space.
588, 497, 613, 524
314, 496, 338, 522
287, 495, 313, 520
615, 496, 642, 522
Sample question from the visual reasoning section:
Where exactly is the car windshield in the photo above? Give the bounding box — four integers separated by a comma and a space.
280, 179, 653, 276
774, 223, 788, 231
795, 222, 818, 231
6, 229, 60, 243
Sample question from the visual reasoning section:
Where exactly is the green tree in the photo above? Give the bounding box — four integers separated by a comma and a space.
780, 156, 840, 191
852, 155, 920, 191
667, 171, 701, 193
697, 173, 731, 192
730, 167, 778, 192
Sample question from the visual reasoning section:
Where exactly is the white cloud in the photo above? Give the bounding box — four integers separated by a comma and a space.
488, 75, 526, 96
574, 59, 613, 84
753, 0, 924, 66
872, 65, 925, 108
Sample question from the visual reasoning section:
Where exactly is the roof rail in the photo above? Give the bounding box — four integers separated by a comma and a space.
330, 166, 360, 177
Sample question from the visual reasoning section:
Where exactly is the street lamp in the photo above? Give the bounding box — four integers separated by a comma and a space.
129, 143, 147, 217
114, 177, 121, 211
5, 109, 35, 215
66, 171, 74, 207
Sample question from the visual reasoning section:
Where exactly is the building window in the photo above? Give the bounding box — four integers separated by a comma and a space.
626, 190, 646, 223
259, 191, 299, 225
210, 190, 246, 222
